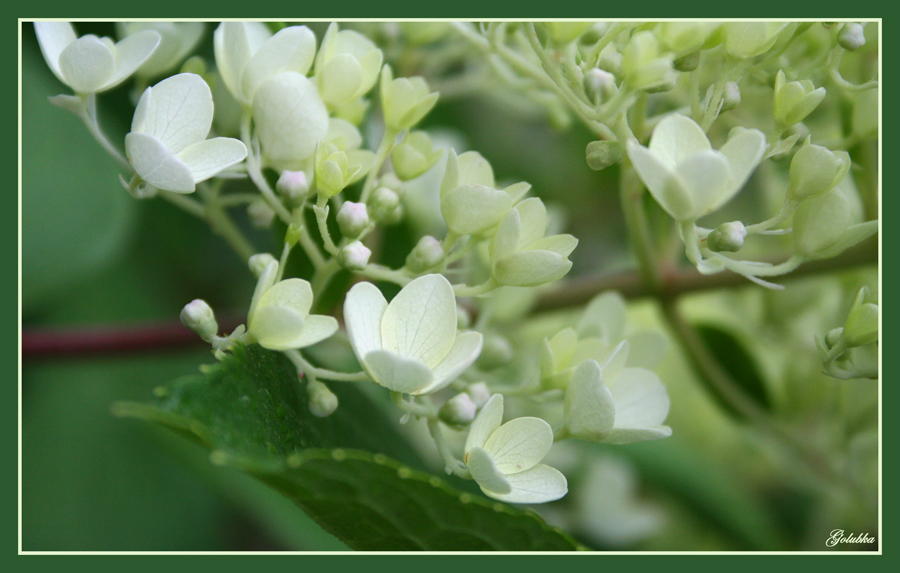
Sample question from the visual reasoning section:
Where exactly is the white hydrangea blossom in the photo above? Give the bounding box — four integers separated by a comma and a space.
464, 394, 567, 504
116, 22, 205, 79
125, 73, 247, 193
35, 22, 160, 94
344, 274, 483, 395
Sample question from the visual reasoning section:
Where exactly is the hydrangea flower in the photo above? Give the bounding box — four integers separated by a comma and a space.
344, 274, 483, 395
464, 394, 567, 504
125, 73, 247, 193
246, 260, 338, 351
314, 23, 383, 108
116, 22, 205, 80
35, 22, 160, 94
626, 114, 766, 221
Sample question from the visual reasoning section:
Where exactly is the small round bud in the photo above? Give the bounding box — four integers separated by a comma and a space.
307, 380, 339, 417
825, 327, 844, 348
706, 221, 747, 252
720, 82, 741, 112
247, 199, 276, 228
584, 68, 616, 100
438, 393, 477, 427
773, 70, 826, 128
378, 173, 403, 191
476, 334, 513, 370
838, 23, 866, 51
465, 382, 491, 409
336, 201, 370, 239
598, 50, 623, 77
788, 144, 850, 200
405, 235, 445, 272
585, 140, 625, 171
456, 306, 471, 330
673, 51, 700, 72
276, 170, 310, 203
382, 204, 404, 225
181, 299, 218, 342
338, 240, 371, 271
248, 253, 277, 277
367, 187, 400, 222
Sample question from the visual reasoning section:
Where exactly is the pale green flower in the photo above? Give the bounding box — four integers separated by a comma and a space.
35, 22, 160, 94
314, 23, 383, 108
380, 65, 439, 132
125, 74, 247, 193
788, 143, 850, 200
721, 22, 788, 59
344, 274, 483, 395
391, 131, 443, 181
246, 260, 339, 351
622, 31, 675, 92
773, 70, 826, 128
542, 22, 594, 44
626, 114, 766, 221
464, 394, 567, 504
116, 22, 205, 79
793, 184, 877, 260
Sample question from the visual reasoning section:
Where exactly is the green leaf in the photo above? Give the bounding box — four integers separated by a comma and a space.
115, 345, 585, 550
694, 324, 772, 419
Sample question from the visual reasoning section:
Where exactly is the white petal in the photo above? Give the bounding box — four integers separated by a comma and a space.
577, 291, 626, 342
491, 208, 521, 264
600, 340, 630, 385
604, 426, 673, 445
610, 368, 671, 430
248, 260, 278, 319
483, 416, 553, 474
249, 305, 307, 351
214, 22, 252, 103
102, 30, 161, 90
139, 73, 213, 154
674, 150, 731, 217
515, 198, 548, 249
57, 35, 115, 93
649, 114, 711, 168
716, 127, 766, 211
465, 394, 503, 453
34, 22, 76, 83
131, 85, 151, 133
177, 138, 248, 183
456, 151, 495, 187
380, 274, 456, 368
422, 331, 483, 394
624, 331, 667, 370
125, 132, 195, 193
487, 464, 568, 504
362, 350, 433, 393
529, 234, 578, 257
256, 278, 313, 318
241, 25, 316, 102
319, 54, 364, 106
344, 281, 388, 361
466, 447, 512, 495
564, 359, 615, 440
627, 141, 675, 214
290, 314, 340, 348
493, 250, 571, 287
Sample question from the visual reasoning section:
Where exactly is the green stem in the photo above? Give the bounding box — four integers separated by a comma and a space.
158, 190, 207, 219
453, 278, 498, 297
427, 418, 471, 478
314, 201, 340, 256
197, 183, 256, 263
80, 93, 130, 169
359, 129, 398, 204
358, 264, 412, 286
283, 349, 370, 382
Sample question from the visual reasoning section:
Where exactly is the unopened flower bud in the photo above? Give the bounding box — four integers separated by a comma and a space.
720, 82, 741, 111
307, 379, 339, 417
367, 187, 400, 222
476, 334, 513, 370
598, 50, 623, 77
181, 299, 218, 342
707, 221, 747, 252
673, 51, 700, 72
844, 287, 878, 347
586, 140, 624, 171
465, 382, 491, 409
336, 201, 370, 239
391, 131, 442, 181
774, 70, 826, 128
825, 327, 844, 348
788, 144, 851, 200
276, 170, 310, 203
438, 392, 477, 426
338, 240, 371, 270
248, 253, 277, 277
382, 204, 404, 225
405, 235, 444, 272
584, 68, 616, 101
838, 23, 866, 51
247, 199, 275, 228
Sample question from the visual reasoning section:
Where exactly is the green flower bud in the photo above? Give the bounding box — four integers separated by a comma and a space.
405, 235, 444, 273
465, 382, 491, 409
247, 199, 275, 228
333, 97, 370, 126
658, 22, 719, 58
586, 140, 625, 171
720, 81, 741, 111
623, 31, 676, 92
367, 186, 400, 222
315, 143, 373, 199
336, 201, 370, 239
380, 65, 439, 132
721, 22, 788, 59
773, 70, 826, 128
248, 253, 276, 278
438, 392, 477, 427
391, 131, 443, 181
276, 170, 310, 203
337, 240, 371, 271
673, 51, 700, 72
543, 22, 594, 45
382, 204, 404, 225
788, 144, 851, 200
476, 334, 513, 370
315, 23, 383, 108
597, 48, 623, 77
825, 327, 844, 348
838, 23, 866, 51
844, 287, 878, 347
793, 185, 877, 260
399, 22, 451, 45
181, 299, 218, 342
307, 379, 339, 417
706, 221, 746, 252
584, 68, 616, 101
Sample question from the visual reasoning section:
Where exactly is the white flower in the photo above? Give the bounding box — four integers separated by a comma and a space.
125, 73, 247, 193
35, 22, 160, 94
246, 260, 339, 351
463, 394, 567, 504
314, 22, 383, 108
626, 114, 765, 221
563, 358, 672, 444
344, 274, 483, 395
116, 22, 205, 79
